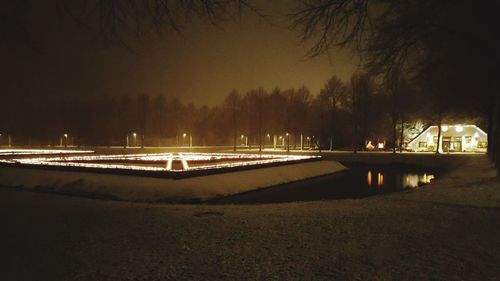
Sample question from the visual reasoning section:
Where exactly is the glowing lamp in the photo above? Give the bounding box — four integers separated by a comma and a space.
455, 125, 463, 132
441, 125, 448, 132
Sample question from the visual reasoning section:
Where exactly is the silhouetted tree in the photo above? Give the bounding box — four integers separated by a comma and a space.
319, 76, 347, 150
137, 93, 150, 148
348, 73, 375, 152
292, 0, 500, 169
224, 90, 241, 151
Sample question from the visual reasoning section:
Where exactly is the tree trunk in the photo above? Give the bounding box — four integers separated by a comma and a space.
493, 89, 500, 166
233, 128, 236, 152
353, 122, 358, 153
490, 85, 499, 164
436, 113, 442, 154
392, 117, 397, 154
399, 118, 404, 152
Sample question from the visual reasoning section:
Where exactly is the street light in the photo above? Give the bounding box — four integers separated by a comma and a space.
285, 132, 290, 152
240, 134, 248, 146
133, 132, 137, 147
63, 133, 68, 148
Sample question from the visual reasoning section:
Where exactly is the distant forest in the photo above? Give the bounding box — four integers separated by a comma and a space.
0, 72, 486, 151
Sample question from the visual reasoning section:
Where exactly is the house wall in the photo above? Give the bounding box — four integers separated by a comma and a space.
407, 125, 487, 153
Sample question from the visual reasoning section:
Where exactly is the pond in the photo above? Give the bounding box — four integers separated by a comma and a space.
206, 164, 442, 204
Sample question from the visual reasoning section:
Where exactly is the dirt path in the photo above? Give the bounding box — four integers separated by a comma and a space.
0, 155, 499, 280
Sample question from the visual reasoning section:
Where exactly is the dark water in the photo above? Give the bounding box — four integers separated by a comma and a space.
207, 164, 441, 204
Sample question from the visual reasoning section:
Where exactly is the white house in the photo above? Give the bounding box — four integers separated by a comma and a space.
407, 125, 487, 153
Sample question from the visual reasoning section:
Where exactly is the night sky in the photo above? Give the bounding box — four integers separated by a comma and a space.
1, 1, 358, 105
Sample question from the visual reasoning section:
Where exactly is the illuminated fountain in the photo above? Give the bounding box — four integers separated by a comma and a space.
0, 152, 320, 178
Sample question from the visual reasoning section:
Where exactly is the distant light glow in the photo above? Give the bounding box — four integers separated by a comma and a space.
455, 125, 463, 132
441, 125, 448, 132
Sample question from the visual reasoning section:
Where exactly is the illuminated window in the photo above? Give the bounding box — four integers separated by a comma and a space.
478, 142, 488, 148
418, 142, 427, 148
465, 136, 472, 143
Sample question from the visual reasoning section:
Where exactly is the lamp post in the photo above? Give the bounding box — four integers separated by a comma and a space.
183, 133, 187, 146
63, 133, 68, 148
266, 133, 270, 148
286, 132, 290, 152
133, 132, 137, 147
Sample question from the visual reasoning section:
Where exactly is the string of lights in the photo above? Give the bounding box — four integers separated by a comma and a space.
0, 151, 320, 173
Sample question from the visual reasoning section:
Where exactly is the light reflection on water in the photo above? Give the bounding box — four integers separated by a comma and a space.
207, 165, 441, 204
367, 170, 435, 188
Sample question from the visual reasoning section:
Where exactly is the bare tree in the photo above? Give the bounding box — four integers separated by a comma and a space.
348, 72, 375, 153
319, 75, 347, 150
291, 0, 500, 169
224, 90, 241, 152
137, 93, 150, 148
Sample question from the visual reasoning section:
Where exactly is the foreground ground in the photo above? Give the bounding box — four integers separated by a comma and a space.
0, 152, 499, 280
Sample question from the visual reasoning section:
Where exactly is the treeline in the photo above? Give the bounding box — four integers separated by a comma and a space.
0, 72, 486, 150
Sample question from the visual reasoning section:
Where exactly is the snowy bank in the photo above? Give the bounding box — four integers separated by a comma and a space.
0, 160, 346, 202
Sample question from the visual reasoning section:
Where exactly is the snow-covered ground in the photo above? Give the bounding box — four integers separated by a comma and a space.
0, 154, 498, 280
0, 160, 345, 202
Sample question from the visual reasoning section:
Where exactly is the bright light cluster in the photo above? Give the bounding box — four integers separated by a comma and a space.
0, 152, 320, 174
0, 149, 94, 156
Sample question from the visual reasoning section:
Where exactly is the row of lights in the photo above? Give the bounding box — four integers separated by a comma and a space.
1, 152, 320, 172
441, 125, 463, 133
